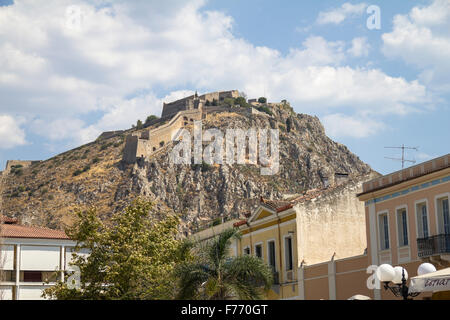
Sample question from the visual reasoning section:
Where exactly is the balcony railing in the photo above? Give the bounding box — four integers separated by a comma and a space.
417, 234, 450, 258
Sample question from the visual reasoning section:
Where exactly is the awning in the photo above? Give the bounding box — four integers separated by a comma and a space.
409, 267, 450, 293
347, 294, 372, 300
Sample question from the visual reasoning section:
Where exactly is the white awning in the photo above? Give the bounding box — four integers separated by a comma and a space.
408, 267, 450, 293
347, 294, 372, 300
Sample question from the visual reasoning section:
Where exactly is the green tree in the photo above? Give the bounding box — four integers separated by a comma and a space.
258, 97, 267, 103
43, 199, 183, 300
175, 228, 273, 300
136, 119, 143, 129
234, 97, 248, 107
145, 115, 159, 125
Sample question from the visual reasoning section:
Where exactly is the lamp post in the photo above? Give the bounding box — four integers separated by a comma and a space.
376, 263, 436, 300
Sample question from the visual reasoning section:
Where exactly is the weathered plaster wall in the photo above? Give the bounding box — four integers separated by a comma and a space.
296, 174, 375, 266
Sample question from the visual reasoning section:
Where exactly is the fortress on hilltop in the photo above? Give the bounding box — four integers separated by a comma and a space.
122, 90, 254, 164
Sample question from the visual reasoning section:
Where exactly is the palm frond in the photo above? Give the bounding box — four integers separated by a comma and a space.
207, 228, 240, 268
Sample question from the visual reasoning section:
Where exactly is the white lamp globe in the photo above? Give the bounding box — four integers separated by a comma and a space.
376, 264, 395, 282
392, 266, 408, 284
418, 263, 436, 276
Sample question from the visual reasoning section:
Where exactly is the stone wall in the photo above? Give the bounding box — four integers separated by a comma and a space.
122, 109, 202, 164
161, 90, 239, 119
4, 160, 41, 173
124, 90, 240, 164
96, 130, 124, 140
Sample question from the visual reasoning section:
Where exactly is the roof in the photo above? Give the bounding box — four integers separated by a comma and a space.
233, 220, 247, 227
0, 216, 69, 240
235, 186, 344, 227
0, 216, 18, 224
260, 198, 293, 213
357, 154, 449, 197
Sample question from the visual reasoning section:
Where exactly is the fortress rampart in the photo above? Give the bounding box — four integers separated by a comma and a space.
3, 160, 41, 174
122, 90, 267, 164
123, 109, 203, 164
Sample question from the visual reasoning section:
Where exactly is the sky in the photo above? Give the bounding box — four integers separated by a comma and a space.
0, 0, 449, 174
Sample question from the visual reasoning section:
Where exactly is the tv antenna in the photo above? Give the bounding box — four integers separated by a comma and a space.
384, 144, 419, 169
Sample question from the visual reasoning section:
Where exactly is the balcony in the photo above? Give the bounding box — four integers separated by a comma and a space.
417, 234, 450, 258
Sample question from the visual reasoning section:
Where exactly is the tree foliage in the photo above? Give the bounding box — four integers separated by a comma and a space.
175, 228, 273, 300
43, 199, 183, 300
257, 97, 267, 103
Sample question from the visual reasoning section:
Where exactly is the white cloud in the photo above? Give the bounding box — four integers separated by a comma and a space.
0, 115, 27, 149
348, 37, 370, 57
316, 2, 367, 25
322, 114, 385, 138
0, 0, 430, 145
382, 0, 450, 91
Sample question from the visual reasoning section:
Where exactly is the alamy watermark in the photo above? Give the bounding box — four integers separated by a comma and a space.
169, 120, 279, 175
366, 5, 381, 30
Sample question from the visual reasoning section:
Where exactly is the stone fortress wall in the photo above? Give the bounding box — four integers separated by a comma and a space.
123, 90, 241, 164
161, 90, 239, 119
3, 160, 41, 174
123, 109, 202, 163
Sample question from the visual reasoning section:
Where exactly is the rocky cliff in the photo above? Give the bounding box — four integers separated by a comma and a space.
0, 101, 373, 235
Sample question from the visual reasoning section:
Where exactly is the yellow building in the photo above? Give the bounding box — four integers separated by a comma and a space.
230, 174, 374, 299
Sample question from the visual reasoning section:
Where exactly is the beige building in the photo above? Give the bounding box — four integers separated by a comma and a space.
357, 153, 450, 300
194, 174, 374, 300
291, 153, 449, 300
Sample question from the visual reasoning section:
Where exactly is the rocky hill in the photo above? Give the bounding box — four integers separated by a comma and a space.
0, 101, 373, 235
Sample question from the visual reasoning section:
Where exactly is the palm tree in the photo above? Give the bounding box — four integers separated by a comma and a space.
175, 228, 273, 300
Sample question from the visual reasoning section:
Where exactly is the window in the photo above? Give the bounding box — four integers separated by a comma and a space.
437, 197, 450, 234
0, 270, 15, 282
379, 213, 390, 250
284, 237, 293, 271
443, 198, 450, 234
22, 271, 42, 282
255, 244, 262, 259
243, 247, 250, 255
397, 208, 409, 247
268, 241, 276, 271
416, 202, 429, 238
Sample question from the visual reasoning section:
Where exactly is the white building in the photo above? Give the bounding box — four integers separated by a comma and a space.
0, 216, 76, 300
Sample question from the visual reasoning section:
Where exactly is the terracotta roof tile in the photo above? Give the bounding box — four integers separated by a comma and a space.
0, 215, 18, 224
233, 220, 247, 227
0, 223, 69, 240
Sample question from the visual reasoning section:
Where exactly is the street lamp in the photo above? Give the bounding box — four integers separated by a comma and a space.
376, 263, 435, 300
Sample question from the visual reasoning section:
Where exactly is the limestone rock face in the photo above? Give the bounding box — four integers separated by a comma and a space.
0, 102, 373, 234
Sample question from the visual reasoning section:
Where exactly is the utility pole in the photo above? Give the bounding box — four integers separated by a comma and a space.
384, 145, 419, 169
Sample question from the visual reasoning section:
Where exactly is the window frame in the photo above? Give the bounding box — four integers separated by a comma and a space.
395, 205, 410, 248
266, 239, 277, 271
377, 210, 391, 251
283, 235, 293, 271
254, 242, 263, 259
434, 193, 450, 235
414, 199, 430, 239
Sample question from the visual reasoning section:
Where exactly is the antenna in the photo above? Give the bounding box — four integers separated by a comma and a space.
384, 144, 419, 169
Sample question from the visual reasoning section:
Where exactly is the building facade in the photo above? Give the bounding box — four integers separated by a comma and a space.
191, 154, 449, 300
0, 216, 75, 300
230, 174, 374, 299
357, 153, 449, 300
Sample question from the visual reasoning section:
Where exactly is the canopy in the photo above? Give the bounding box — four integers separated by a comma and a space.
408, 267, 450, 293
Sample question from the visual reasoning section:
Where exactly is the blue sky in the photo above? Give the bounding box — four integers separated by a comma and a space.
0, 0, 449, 175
